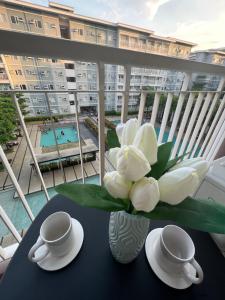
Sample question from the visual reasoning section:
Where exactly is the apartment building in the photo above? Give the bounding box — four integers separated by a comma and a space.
0, 0, 195, 116
190, 49, 225, 91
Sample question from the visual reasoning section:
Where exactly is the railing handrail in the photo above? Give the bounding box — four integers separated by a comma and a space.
0, 29, 225, 76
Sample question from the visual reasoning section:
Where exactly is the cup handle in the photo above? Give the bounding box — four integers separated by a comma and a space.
28, 237, 49, 263
183, 259, 204, 284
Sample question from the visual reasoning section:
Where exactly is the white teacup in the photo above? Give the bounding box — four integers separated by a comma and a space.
155, 225, 203, 284
28, 211, 74, 263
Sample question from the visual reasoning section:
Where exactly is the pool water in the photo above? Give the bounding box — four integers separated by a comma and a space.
0, 175, 99, 238
40, 127, 78, 147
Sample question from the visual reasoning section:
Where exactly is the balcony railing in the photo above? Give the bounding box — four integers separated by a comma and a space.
0, 28, 225, 266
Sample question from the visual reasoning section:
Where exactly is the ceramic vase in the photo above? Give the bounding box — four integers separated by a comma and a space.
109, 210, 150, 264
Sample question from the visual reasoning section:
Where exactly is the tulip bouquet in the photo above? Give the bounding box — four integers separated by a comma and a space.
56, 118, 225, 234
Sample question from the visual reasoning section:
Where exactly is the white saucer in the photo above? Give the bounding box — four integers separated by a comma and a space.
145, 228, 196, 289
35, 218, 84, 271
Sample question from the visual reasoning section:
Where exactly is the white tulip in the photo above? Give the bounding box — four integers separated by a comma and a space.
103, 171, 132, 199
133, 123, 158, 165
108, 147, 120, 169
158, 167, 199, 205
121, 118, 139, 146
130, 177, 160, 212
117, 145, 151, 182
116, 123, 125, 144
171, 157, 209, 181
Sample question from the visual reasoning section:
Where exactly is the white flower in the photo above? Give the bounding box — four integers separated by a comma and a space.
116, 123, 125, 144
158, 167, 200, 205
130, 177, 160, 212
171, 157, 209, 181
108, 147, 120, 169
121, 118, 139, 146
133, 123, 158, 165
103, 171, 132, 199
117, 145, 151, 182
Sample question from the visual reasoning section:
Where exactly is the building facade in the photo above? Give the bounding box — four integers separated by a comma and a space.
189, 49, 225, 91
0, 0, 195, 116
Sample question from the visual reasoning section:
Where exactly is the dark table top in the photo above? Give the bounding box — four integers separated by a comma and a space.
1, 195, 225, 300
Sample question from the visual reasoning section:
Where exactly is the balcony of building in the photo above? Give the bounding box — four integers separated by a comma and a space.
0, 28, 225, 295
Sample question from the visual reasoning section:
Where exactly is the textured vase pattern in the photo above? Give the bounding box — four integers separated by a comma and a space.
109, 211, 150, 264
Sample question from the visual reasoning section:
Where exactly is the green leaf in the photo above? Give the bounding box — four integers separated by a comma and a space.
165, 152, 190, 172
147, 142, 173, 179
138, 196, 225, 234
106, 129, 120, 149
55, 183, 128, 212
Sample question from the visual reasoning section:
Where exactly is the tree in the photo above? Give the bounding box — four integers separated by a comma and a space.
17, 93, 29, 116
0, 94, 17, 148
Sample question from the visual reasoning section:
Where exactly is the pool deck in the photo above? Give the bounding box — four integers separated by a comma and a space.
0, 122, 114, 196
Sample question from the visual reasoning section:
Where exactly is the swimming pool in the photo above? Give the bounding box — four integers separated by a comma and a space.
0, 175, 99, 238
40, 127, 79, 147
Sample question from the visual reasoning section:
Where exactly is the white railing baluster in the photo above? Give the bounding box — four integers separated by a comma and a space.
0, 206, 22, 243
176, 92, 204, 157
45, 92, 66, 182
192, 77, 225, 158
190, 92, 219, 158
168, 73, 191, 142
171, 92, 195, 158
207, 119, 225, 162
121, 65, 131, 123
138, 92, 147, 126
0, 146, 34, 221
73, 92, 85, 184
97, 62, 105, 186
186, 92, 213, 157
150, 92, 160, 126
158, 92, 173, 144
202, 94, 225, 158
12, 93, 50, 201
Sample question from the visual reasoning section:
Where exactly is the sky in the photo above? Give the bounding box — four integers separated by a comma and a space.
27, 0, 225, 50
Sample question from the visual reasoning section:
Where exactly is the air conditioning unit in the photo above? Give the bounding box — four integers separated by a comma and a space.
51, 24, 56, 28
61, 85, 65, 89
18, 17, 24, 23
28, 20, 35, 24
43, 85, 48, 89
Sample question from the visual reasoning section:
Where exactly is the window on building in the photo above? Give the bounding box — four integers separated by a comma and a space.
36, 20, 42, 28
10, 16, 17, 24
52, 59, 58, 63
67, 77, 75, 82
20, 84, 27, 90
69, 101, 75, 105
15, 70, 22, 75
10, 16, 24, 24
65, 63, 74, 69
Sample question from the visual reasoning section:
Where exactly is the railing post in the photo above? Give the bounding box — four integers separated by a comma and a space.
150, 92, 160, 126
168, 72, 191, 142
12, 93, 50, 201
121, 65, 131, 123
201, 94, 225, 158
97, 62, 105, 186
0, 206, 22, 243
158, 92, 173, 144
171, 92, 195, 157
207, 119, 225, 162
0, 146, 34, 221
137, 91, 147, 126
186, 92, 213, 157
175, 92, 204, 158
73, 92, 85, 184
45, 92, 66, 182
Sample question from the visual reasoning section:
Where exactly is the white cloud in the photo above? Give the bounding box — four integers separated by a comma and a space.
97, 0, 170, 23
145, 0, 170, 20
170, 13, 225, 50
